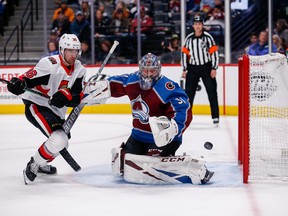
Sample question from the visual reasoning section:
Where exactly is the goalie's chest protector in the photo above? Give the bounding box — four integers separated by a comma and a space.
127, 77, 181, 136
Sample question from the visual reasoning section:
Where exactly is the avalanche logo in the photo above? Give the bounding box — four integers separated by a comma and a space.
165, 82, 175, 90
131, 95, 150, 124
250, 71, 277, 102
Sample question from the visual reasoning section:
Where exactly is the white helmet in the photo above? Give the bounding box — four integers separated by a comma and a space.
59, 33, 81, 57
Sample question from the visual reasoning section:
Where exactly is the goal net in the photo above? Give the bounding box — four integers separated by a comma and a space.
238, 53, 288, 183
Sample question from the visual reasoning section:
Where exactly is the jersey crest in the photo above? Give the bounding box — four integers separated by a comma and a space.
131, 95, 149, 124
165, 82, 175, 90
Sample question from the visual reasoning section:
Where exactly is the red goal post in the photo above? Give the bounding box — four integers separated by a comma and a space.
238, 53, 288, 183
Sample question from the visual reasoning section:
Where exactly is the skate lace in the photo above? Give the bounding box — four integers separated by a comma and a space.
30, 162, 40, 174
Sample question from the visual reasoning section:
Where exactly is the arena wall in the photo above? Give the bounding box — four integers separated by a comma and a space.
0, 64, 238, 115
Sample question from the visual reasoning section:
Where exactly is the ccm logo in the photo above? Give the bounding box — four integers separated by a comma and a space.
161, 157, 185, 162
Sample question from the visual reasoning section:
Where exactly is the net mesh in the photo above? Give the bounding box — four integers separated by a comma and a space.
249, 53, 288, 182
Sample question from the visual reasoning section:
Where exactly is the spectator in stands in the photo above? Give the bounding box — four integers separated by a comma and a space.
52, 11, 71, 37
78, 40, 92, 65
206, 0, 224, 20
48, 29, 59, 43
109, 9, 130, 36
112, 1, 130, 19
70, 11, 89, 38
203, 4, 224, 45
245, 32, 258, 54
93, 9, 112, 37
200, 0, 215, 13
273, 19, 288, 50
160, 34, 182, 64
247, 30, 277, 56
204, 4, 225, 31
130, 6, 153, 35
169, 0, 180, 13
129, 1, 149, 20
161, 34, 181, 54
186, 0, 201, 15
97, 3, 111, 20
96, 39, 114, 64
79, 0, 90, 20
53, 0, 75, 23
43, 40, 60, 57
273, 34, 285, 54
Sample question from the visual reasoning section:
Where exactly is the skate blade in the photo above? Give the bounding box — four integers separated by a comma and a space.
23, 169, 32, 185
206, 171, 214, 182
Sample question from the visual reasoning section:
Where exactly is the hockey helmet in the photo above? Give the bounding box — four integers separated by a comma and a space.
138, 53, 162, 90
59, 33, 81, 57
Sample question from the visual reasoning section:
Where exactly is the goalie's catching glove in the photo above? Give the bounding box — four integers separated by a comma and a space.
149, 116, 178, 147
82, 80, 111, 105
49, 88, 72, 108
7, 77, 27, 95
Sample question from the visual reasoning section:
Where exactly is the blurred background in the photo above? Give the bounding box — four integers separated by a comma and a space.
0, 0, 287, 65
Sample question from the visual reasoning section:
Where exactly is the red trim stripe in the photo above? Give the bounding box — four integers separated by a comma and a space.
32, 104, 53, 135
38, 143, 54, 160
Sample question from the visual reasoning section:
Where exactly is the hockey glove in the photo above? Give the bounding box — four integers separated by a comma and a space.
49, 88, 72, 108
7, 77, 26, 95
82, 80, 111, 105
149, 116, 178, 147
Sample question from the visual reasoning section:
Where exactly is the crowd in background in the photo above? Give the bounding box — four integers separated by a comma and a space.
1, 0, 288, 64
46, 0, 228, 64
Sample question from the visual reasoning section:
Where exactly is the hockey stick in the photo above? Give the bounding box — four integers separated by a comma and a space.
1, 41, 119, 172
62, 40, 119, 134
0, 78, 81, 171
0, 78, 50, 99
58, 40, 119, 171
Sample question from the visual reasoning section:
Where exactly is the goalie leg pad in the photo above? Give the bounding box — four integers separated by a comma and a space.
123, 154, 213, 184
111, 147, 124, 176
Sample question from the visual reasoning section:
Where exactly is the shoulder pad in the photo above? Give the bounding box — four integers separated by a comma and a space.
48, 56, 57, 64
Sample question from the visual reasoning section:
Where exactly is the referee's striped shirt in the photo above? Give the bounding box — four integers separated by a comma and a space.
181, 31, 219, 71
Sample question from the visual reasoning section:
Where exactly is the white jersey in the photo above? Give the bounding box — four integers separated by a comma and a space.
21, 55, 86, 119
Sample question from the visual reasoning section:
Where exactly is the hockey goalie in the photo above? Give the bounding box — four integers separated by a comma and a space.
83, 53, 214, 184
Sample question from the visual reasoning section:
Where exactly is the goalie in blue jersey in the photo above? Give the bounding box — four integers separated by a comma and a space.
83, 53, 214, 184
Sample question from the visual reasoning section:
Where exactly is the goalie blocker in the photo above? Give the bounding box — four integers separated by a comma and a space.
111, 147, 214, 185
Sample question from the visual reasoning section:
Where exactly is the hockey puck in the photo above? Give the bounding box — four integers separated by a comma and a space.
204, 142, 213, 150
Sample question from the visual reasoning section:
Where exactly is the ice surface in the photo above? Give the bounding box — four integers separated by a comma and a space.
0, 114, 287, 216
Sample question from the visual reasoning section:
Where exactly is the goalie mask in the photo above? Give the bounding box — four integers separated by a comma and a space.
138, 53, 162, 90
59, 33, 81, 61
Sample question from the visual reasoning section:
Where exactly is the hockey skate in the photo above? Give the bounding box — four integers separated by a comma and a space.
201, 169, 214, 184
23, 157, 40, 185
38, 164, 57, 175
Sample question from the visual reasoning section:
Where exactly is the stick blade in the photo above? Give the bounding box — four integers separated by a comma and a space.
60, 148, 81, 172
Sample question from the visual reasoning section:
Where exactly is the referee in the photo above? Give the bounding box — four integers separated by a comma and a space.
181, 15, 220, 126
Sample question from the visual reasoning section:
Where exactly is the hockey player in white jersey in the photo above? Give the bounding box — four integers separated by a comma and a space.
7, 34, 86, 184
